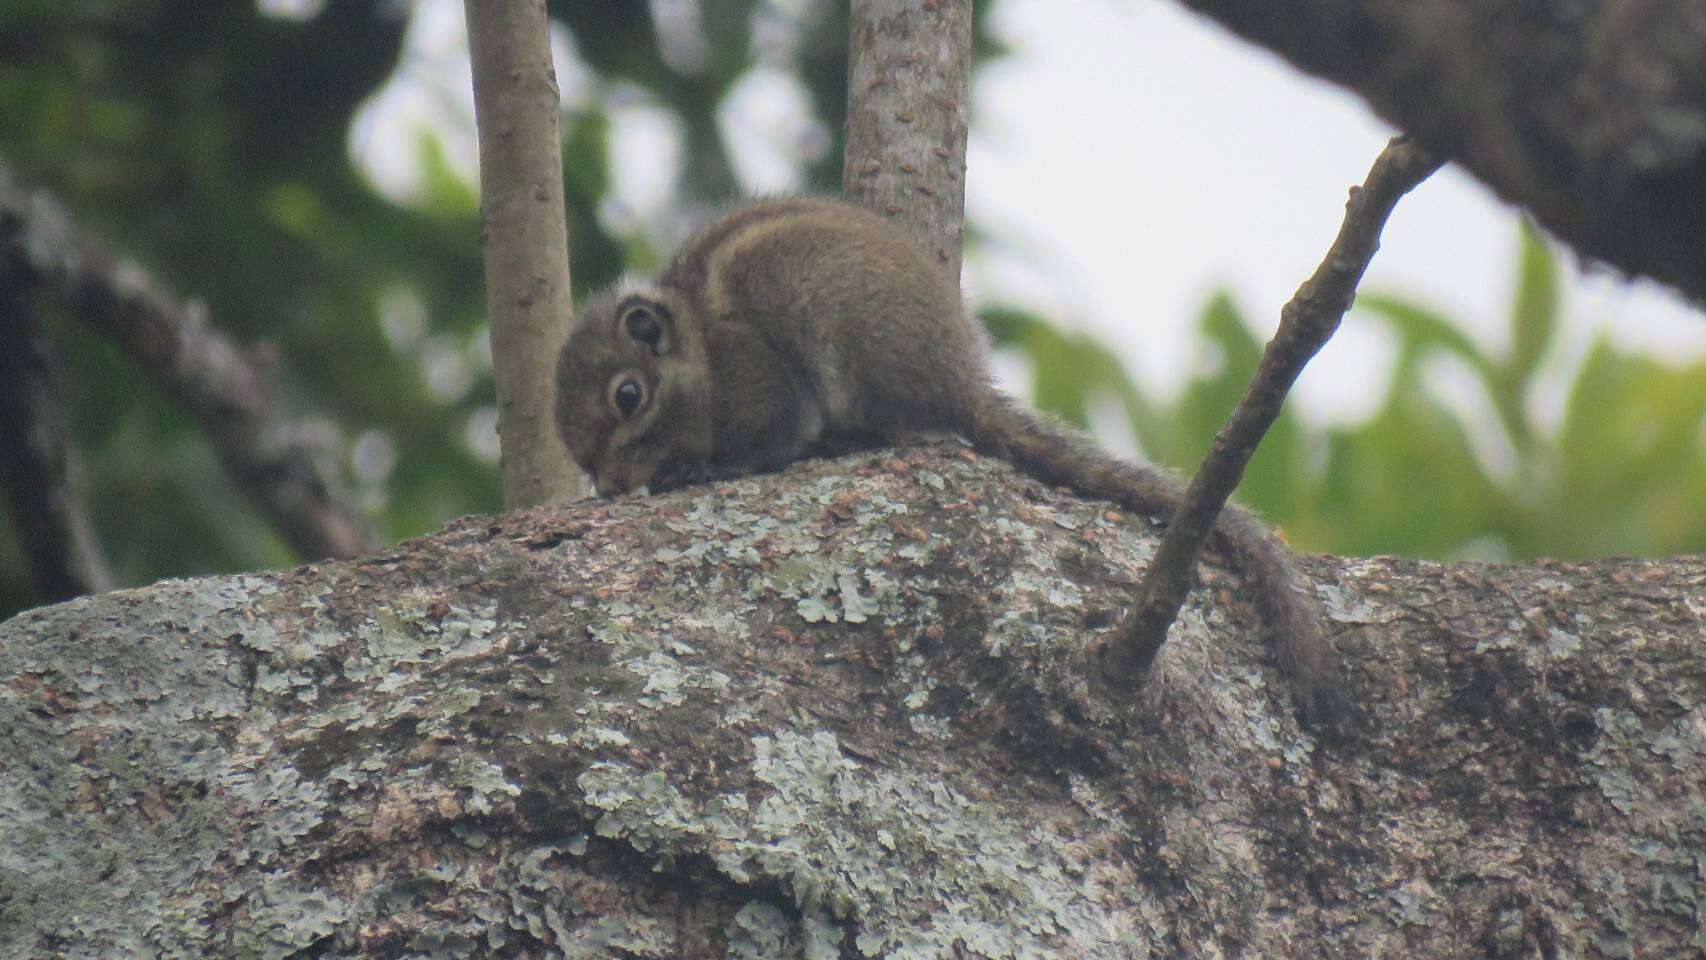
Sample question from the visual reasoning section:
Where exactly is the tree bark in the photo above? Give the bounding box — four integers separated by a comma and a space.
1173, 0, 1706, 305
844, 0, 973, 281
3, 445, 1701, 958
465, 0, 581, 508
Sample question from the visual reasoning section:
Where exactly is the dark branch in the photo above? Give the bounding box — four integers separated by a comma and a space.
0, 284, 110, 602
843, 0, 973, 280
0, 169, 374, 563
1109, 136, 1443, 683
1175, 0, 1706, 304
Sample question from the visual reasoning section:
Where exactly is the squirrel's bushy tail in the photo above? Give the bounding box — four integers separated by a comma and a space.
964, 392, 1345, 725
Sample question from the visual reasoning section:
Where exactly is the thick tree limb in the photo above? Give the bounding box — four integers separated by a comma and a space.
465, 0, 581, 508
844, 0, 973, 279
0, 171, 373, 564
1111, 137, 1442, 686
1176, 0, 1706, 304
0, 284, 110, 602
3, 446, 1702, 957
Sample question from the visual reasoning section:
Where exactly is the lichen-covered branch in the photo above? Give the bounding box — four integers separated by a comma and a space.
1175, 0, 1706, 304
464, 0, 581, 508
0, 283, 110, 602
0, 168, 374, 564
3, 446, 1701, 957
844, 0, 973, 279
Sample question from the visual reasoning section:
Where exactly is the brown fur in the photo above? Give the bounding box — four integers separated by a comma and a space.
556, 197, 1344, 724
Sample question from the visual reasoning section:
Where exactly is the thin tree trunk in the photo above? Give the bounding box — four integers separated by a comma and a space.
844, 0, 973, 282
465, 0, 581, 507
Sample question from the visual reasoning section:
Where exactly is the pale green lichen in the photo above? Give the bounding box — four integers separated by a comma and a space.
797, 595, 837, 624
239, 875, 353, 960
1545, 627, 1582, 658
0, 577, 336, 956
574, 726, 635, 749
577, 729, 1132, 959
624, 650, 732, 708
838, 570, 881, 624
0, 572, 601, 958
783, 563, 892, 626
724, 902, 850, 960
450, 756, 522, 815
1315, 581, 1379, 625
729, 902, 797, 960
1589, 869, 1637, 959
1386, 881, 1434, 929
578, 764, 701, 854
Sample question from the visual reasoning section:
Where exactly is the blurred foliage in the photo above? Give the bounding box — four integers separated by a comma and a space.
989, 223, 1706, 561
0, 2, 1699, 621
0, 0, 877, 618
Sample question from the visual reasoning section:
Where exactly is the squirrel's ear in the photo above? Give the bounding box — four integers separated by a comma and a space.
616, 298, 673, 357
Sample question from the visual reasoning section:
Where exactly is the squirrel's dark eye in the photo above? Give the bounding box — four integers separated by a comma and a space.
621, 303, 668, 355
611, 375, 645, 418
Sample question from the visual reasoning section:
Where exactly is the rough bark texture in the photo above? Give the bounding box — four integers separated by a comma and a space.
0, 284, 110, 601
0, 168, 373, 564
1174, 0, 1706, 304
844, 0, 973, 280
465, 0, 581, 507
2, 444, 1702, 959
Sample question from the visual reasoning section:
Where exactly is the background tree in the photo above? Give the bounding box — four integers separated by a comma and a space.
464, 0, 580, 507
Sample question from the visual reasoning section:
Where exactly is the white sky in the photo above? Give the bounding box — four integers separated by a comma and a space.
349, 0, 1706, 444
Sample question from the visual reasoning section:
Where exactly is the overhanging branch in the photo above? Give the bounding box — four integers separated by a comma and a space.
1177, 0, 1706, 304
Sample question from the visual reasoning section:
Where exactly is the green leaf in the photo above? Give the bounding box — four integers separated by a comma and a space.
1310, 389, 1510, 558
1506, 220, 1559, 387
1357, 292, 1528, 448
414, 131, 480, 220
1550, 338, 1706, 556
1356, 294, 1497, 382
980, 307, 1151, 435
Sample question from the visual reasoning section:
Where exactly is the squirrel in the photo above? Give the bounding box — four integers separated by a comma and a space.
554, 196, 1344, 725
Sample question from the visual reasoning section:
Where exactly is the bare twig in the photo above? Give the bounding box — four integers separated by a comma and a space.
1110, 136, 1443, 682
843, 0, 973, 280
0, 283, 111, 601
0, 169, 374, 563
464, 0, 580, 508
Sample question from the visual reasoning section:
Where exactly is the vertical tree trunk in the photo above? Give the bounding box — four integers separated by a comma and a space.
843, 0, 973, 284
0, 284, 110, 601
465, 0, 582, 507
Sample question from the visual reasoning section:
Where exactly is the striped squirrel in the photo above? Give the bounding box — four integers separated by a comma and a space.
554, 196, 1343, 724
